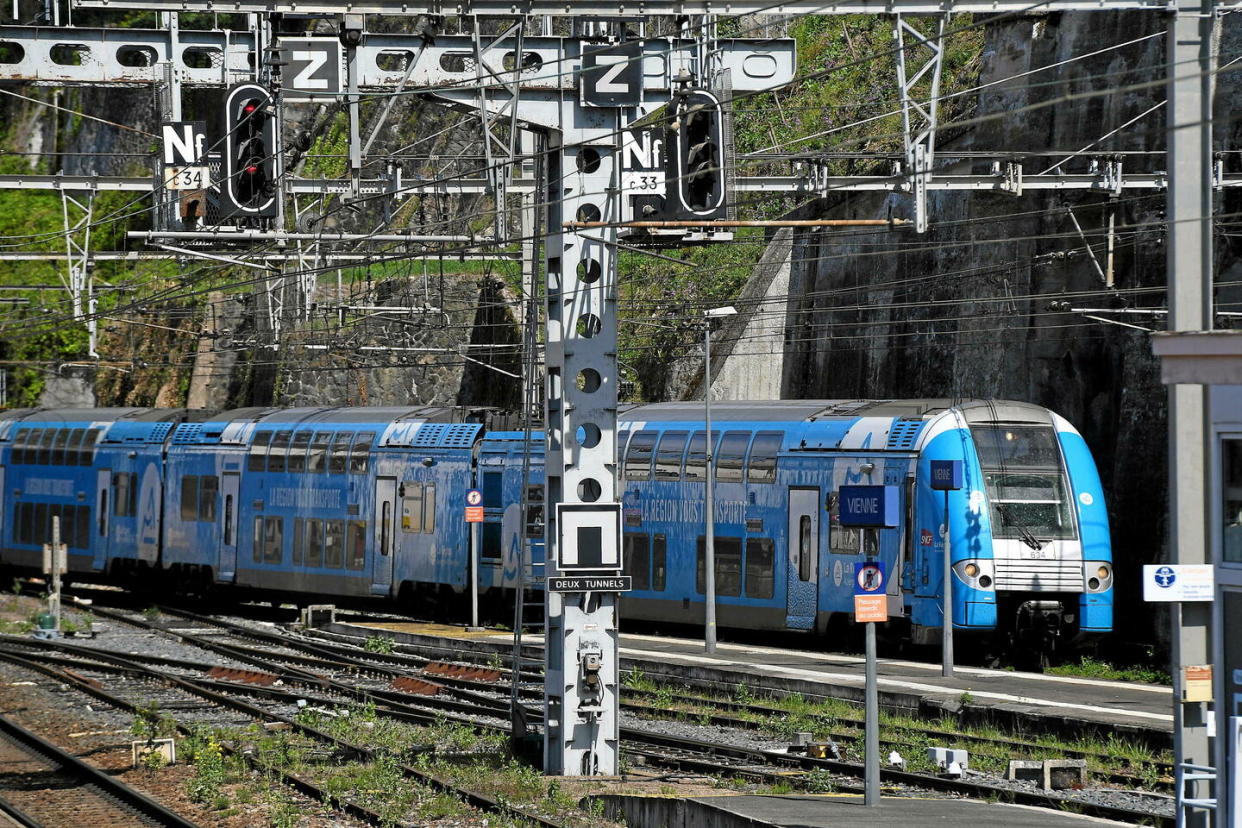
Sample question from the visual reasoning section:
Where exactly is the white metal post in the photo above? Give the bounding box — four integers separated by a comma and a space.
469, 520, 480, 630
865, 526, 880, 806
704, 318, 717, 654
942, 487, 953, 677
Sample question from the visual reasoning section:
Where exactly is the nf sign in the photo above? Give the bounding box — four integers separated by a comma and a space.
930, 460, 963, 491
838, 486, 900, 528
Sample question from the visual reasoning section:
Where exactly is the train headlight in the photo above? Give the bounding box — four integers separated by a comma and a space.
952, 559, 995, 591
1083, 561, 1113, 593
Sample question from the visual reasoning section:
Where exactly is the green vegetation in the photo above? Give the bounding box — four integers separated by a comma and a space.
1047, 656, 1171, 685
622, 678, 1171, 785
363, 633, 395, 654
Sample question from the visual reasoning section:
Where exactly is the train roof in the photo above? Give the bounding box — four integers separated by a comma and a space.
620, 399, 1051, 424
0, 407, 195, 424
208, 406, 484, 426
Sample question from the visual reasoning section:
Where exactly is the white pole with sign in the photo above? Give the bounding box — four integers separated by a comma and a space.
465, 489, 484, 630
839, 484, 898, 808
930, 460, 963, 678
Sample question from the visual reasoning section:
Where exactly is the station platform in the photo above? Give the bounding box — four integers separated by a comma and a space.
338, 620, 1172, 745
687, 793, 1136, 827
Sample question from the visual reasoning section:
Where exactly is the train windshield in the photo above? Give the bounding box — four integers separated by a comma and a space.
971, 425, 1076, 541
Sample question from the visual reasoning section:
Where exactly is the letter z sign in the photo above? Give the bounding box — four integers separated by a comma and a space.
283, 38, 342, 96
581, 41, 641, 107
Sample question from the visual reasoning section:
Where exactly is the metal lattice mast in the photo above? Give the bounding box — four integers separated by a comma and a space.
894, 13, 947, 234
60, 189, 98, 358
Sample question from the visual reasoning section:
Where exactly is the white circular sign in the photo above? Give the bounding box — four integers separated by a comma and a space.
465, 489, 483, 507
1079, 492, 1094, 506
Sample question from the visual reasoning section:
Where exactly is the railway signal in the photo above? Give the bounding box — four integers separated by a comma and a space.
222, 83, 278, 219
671, 89, 727, 222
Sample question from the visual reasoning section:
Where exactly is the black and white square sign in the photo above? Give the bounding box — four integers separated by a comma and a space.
283, 38, 342, 96
580, 41, 642, 107
556, 502, 621, 570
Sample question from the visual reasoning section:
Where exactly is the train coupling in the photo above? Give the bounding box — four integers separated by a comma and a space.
1016, 600, 1065, 650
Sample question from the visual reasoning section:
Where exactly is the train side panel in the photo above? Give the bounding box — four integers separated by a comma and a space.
1053, 414, 1113, 633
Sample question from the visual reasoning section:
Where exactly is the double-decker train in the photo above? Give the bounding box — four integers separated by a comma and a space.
0, 398, 1112, 655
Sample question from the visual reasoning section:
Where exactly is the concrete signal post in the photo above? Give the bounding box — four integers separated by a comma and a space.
838, 485, 899, 807
929, 460, 963, 677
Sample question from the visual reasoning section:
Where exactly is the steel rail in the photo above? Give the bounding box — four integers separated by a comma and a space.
0, 711, 204, 828
0, 640, 567, 828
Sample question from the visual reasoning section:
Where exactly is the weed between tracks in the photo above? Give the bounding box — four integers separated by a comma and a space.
621, 672, 1172, 789
146, 699, 622, 827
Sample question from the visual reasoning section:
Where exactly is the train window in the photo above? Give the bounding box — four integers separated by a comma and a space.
98, 489, 107, 536
747, 431, 783, 484
380, 502, 391, 556
350, 432, 375, 474
113, 473, 135, 518
324, 521, 344, 568
716, 431, 750, 483
746, 538, 776, 599
329, 433, 352, 474
347, 521, 367, 570
288, 431, 311, 473
482, 522, 502, 560
180, 476, 199, 521
307, 519, 325, 567
624, 534, 651, 591
617, 431, 631, 478
26, 430, 41, 465
483, 472, 503, 508
798, 516, 813, 581
16, 503, 30, 544
422, 483, 435, 533
223, 495, 233, 545
263, 516, 284, 564
402, 483, 424, 533
653, 534, 667, 591
74, 505, 89, 550
199, 476, 218, 522
827, 494, 861, 555
654, 431, 689, 481
10, 429, 29, 464
293, 519, 305, 566
525, 484, 544, 537
34, 503, 48, 545
696, 536, 742, 596
66, 429, 85, 466
80, 428, 102, 467
624, 431, 658, 481
684, 430, 719, 483
248, 431, 272, 473
37, 429, 54, 465
253, 516, 264, 562
268, 431, 293, 474
50, 429, 68, 465
307, 432, 331, 474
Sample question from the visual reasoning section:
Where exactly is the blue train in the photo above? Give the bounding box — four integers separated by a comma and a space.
0, 399, 1112, 654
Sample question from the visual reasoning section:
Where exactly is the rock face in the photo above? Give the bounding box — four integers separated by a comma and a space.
706, 12, 1242, 643
274, 274, 521, 410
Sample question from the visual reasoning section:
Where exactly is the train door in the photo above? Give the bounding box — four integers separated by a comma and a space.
218, 472, 239, 580
888, 476, 916, 613
372, 476, 397, 595
94, 469, 111, 570
786, 488, 819, 629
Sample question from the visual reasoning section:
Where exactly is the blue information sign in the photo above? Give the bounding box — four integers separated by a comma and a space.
838, 485, 900, 528
854, 561, 887, 596
930, 460, 963, 491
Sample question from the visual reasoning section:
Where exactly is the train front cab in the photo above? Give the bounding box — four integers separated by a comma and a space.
913, 403, 1113, 655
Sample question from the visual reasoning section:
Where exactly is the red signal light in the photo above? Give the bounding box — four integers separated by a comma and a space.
243, 103, 258, 114
244, 165, 259, 175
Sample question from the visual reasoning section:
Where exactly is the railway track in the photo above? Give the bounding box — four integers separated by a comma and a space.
0, 637, 567, 828
0, 711, 202, 828
40, 598, 1174, 825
